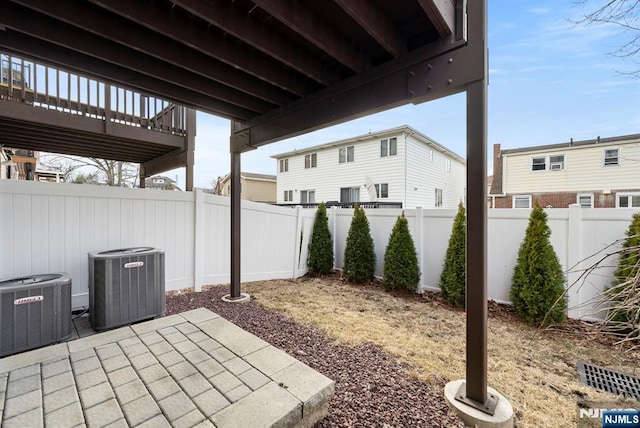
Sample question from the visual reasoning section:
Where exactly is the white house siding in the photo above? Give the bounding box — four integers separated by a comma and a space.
276, 133, 406, 205
275, 127, 466, 209
504, 141, 640, 194
405, 136, 466, 209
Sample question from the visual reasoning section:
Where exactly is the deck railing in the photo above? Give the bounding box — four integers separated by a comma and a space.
1, 52, 188, 136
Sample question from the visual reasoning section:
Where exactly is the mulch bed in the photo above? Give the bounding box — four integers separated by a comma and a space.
166, 285, 464, 427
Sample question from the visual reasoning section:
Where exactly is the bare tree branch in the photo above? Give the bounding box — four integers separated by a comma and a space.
39, 153, 139, 187
572, 0, 640, 77
562, 236, 640, 352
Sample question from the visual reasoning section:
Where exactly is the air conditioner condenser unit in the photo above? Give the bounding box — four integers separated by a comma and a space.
89, 247, 165, 331
0, 273, 72, 357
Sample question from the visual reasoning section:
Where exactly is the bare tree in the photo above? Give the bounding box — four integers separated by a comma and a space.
40, 154, 139, 187
559, 236, 640, 352
573, 0, 640, 77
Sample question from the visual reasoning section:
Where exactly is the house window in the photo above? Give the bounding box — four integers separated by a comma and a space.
435, 188, 443, 207
429, 149, 433, 161
380, 138, 397, 157
284, 190, 293, 202
617, 193, 640, 208
301, 190, 315, 204
340, 187, 360, 203
513, 195, 532, 209
339, 146, 354, 163
374, 183, 388, 198
578, 194, 593, 208
549, 154, 565, 171
445, 158, 451, 172
531, 157, 546, 171
279, 159, 288, 172
604, 148, 619, 166
304, 153, 317, 169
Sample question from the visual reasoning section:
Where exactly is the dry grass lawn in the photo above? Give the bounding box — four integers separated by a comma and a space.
240, 277, 640, 427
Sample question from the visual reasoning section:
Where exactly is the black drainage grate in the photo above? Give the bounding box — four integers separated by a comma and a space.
577, 362, 640, 400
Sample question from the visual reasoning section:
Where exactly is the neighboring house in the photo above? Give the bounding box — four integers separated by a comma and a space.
220, 172, 276, 203
0, 148, 37, 180
490, 134, 640, 208
271, 125, 466, 209
0, 147, 16, 179
144, 175, 182, 191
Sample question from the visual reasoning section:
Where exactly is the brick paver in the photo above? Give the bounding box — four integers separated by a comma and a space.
45, 401, 85, 427
0, 309, 334, 427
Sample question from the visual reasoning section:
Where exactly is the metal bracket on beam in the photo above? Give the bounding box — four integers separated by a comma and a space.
230, 128, 257, 153
406, 44, 483, 104
454, 382, 498, 416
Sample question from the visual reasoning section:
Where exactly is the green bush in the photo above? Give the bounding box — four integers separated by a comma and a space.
607, 212, 640, 329
510, 203, 567, 325
383, 213, 420, 291
440, 202, 466, 307
307, 203, 334, 276
343, 205, 376, 283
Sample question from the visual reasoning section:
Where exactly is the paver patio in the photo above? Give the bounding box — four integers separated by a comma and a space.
0, 308, 334, 427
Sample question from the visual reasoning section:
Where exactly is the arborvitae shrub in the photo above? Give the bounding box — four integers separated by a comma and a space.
343, 205, 376, 283
607, 212, 640, 329
383, 213, 420, 291
440, 202, 466, 307
307, 203, 334, 276
510, 203, 567, 325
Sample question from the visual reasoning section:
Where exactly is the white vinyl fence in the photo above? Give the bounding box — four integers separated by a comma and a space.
1, 179, 637, 320
0, 180, 315, 308
328, 205, 637, 321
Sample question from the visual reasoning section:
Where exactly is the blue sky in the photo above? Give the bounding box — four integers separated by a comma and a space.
170, 0, 640, 189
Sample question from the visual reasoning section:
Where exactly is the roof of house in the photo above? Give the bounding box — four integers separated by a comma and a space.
270, 125, 465, 163
221, 172, 276, 183
146, 175, 176, 183
500, 133, 640, 156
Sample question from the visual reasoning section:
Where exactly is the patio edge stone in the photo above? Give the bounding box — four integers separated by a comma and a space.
0, 343, 69, 374
179, 308, 220, 325
211, 381, 302, 428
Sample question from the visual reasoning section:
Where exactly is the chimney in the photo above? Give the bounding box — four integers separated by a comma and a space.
490, 143, 503, 195
570, 138, 573, 146
493, 143, 501, 169
597, 136, 601, 144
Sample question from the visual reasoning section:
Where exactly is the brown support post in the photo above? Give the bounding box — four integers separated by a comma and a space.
139, 166, 146, 189
453, 0, 502, 416
465, 77, 488, 405
230, 121, 242, 298
185, 108, 196, 191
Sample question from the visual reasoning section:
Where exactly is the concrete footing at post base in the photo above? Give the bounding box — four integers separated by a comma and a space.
221, 292, 251, 303
445, 379, 514, 428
